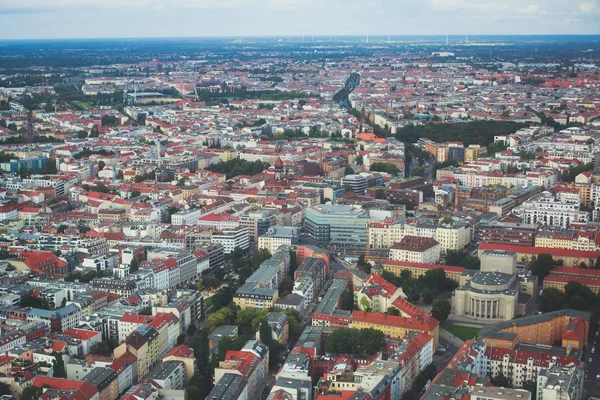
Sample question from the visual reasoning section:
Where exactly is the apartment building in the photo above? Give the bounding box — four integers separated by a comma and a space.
389, 236, 441, 264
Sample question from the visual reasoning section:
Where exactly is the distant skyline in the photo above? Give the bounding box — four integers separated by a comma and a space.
1, 0, 599, 40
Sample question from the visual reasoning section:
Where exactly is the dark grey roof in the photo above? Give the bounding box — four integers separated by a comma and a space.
81, 367, 117, 391
275, 293, 304, 307
147, 360, 184, 381
206, 373, 246, 400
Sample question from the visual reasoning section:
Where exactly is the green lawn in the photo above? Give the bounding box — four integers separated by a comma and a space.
72, 101, 91, 110
443, 324, 481, 341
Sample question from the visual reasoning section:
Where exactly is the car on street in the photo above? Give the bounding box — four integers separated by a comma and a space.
589, 357, 593, 363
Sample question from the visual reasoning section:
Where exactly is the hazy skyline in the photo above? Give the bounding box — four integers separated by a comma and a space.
1, 0, 599, 40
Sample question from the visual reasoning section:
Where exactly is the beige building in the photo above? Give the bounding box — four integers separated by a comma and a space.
389, 236, 440, 264
464, 144, 481, 162
453, 250, 534, 321
367, 220, 470, 253
535, 228, 600, 252
258, 227, 297, 254
436, 224, 471, 252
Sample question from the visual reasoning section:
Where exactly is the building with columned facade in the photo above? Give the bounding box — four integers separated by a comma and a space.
453, 250, 537, 321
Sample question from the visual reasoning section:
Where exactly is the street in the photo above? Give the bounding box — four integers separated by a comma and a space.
584, 330, 600, 398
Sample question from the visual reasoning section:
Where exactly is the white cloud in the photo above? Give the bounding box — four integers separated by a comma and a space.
517, 4, 545, 14
578, 0, 597, 13
0, 0, 323, 12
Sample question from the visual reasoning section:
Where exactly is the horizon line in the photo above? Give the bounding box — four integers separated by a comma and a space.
1, 33, 599, 41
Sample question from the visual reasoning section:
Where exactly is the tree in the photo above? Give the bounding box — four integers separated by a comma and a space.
370, 162, 400, 175
531, 254, 557, 282
266, 341, 284, 368
344, 165, 355, 176
410, 289, 421, 303
279, 276, 294, 297
381, 270, 402, 287
339, 283, 355, 311
129, 259, 139, 273
386, 307, 401, 316
325, 328, 386, 355
230, 246, 245, 271
236, 307, 267, 335
211, 287, 234, 312
101, 115, 119, 127
539, 288, 567, 312
0, 382, 10, 396
423, 268, 455, 292
89, 338, 118, 356
523, 380, 537, 400
490, 372, 510, 388
431, 298, 451, 322
203, 306, 236, 334
52, 352, 67, 378
89, 125, 100, 137
288, 250, 297, 275
57, 224, 68, 233
259, 320, 272, 344
355, 154, 364, 165
423, 289, 435, 305
359, 297, 371, 312
206, 158, 269, 180
20, 386, 42, 400
186, 330, 214, 399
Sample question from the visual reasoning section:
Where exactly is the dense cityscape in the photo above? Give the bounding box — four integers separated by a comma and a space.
0, 34, 598, 400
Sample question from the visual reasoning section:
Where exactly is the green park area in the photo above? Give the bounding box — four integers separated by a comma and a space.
443, 324, 481, 341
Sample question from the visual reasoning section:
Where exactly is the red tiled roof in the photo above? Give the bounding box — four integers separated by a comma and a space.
33, 376, 98, 400
62, 329, 100, 341
479, 242, 600, 258
109, 351, 137, 374
352, 311, 439, 331
544, 275, 600, 288
165, 344, 194, 359
384, 260, 465, 274
391, 235, 439, 252
52, 341, 67, 352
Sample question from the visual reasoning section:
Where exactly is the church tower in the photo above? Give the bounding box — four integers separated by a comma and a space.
274, 157, 284, 181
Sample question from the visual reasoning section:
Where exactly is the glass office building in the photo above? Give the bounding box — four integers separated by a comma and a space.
304, 205, 369, 246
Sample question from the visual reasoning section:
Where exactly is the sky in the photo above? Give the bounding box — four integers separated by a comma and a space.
1, 0, 599, 40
